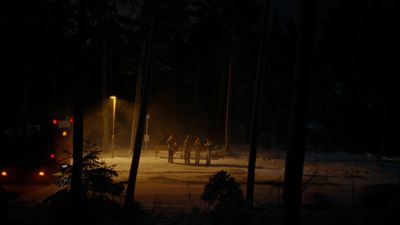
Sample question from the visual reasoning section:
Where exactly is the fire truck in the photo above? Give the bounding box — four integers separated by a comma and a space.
51, 115, 73, 165
0, 114, 73, 183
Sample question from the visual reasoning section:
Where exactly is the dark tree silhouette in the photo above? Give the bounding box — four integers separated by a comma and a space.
224, 52, 233, 153
246, 0, 271, 209
124, 0, 157, 207
102, 0, 110, 154
282, 0, 317, 225
71, 0, 88, 221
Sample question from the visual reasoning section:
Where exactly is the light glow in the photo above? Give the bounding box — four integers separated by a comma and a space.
1, 171, 7, 177
50, 153, 56, 159
62, 131, 68, 137
38, 171, 45, 176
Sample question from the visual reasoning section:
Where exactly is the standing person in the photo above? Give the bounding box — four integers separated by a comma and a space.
193, 136, 201, 165
204, 137, 212, 166
183, 135, 191, 164
167, 134, 175, 163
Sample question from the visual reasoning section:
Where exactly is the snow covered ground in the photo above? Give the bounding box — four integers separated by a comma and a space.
102, 147, 400, 212
4, 145, 398, 214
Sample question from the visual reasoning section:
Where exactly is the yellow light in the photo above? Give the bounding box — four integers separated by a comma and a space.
62, 131, 68, 137
1, 171, 7, 176
110, 96, 116, 100
38, 171, 45, 176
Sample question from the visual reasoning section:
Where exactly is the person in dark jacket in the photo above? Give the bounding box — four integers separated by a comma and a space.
204, 137, 212, 166
167, 134, 175, 163
183, 135, 191, 164
193, 136, 201, 165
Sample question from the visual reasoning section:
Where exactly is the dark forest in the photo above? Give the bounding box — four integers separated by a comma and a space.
1, 0, 398, 225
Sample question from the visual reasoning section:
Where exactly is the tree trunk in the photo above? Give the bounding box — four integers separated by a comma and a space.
223, 0, 237, 153
129, 69, 143, 154
102, 0, 110, 153
71, 0, 87, 221
125, 0, 157, 207
224, 53, 232, 153
129, 30, 148, 154
282, 1, 317, 225
22, 45, 31, 115
246, 0, 270, 209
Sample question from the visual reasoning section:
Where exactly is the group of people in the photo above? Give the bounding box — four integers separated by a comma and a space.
166, 134, 212, 166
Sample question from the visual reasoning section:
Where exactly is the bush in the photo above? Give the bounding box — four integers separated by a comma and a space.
42, 140, 128, 224
201, 170, 246, 224
55, 140, 126, 197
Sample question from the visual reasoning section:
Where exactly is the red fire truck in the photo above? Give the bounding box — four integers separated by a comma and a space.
0, 114, 73, 183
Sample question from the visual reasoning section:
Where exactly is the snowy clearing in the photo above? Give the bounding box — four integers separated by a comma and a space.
102, 148, 400, 212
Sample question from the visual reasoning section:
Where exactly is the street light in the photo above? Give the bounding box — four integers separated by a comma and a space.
110, 96, 117, 158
